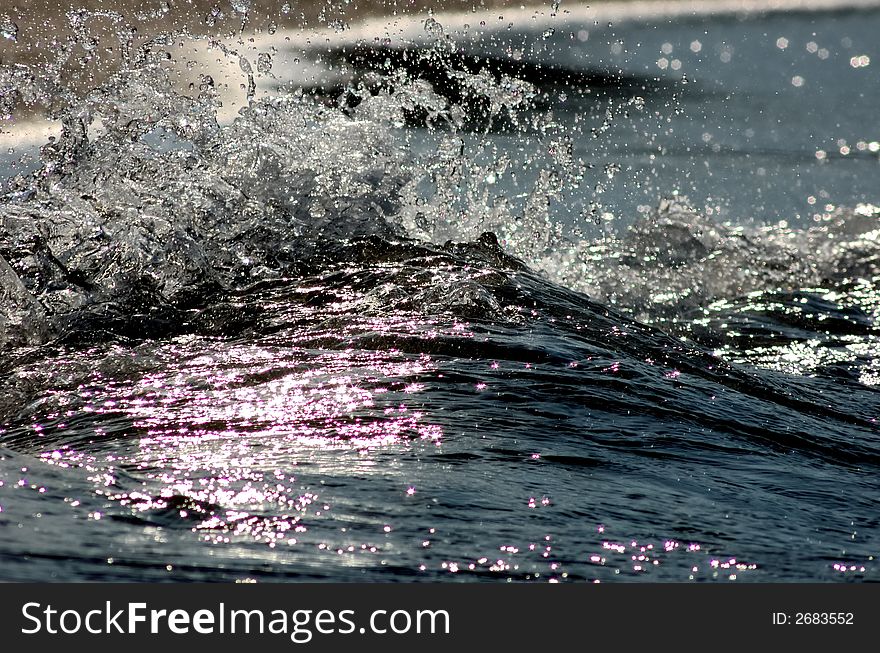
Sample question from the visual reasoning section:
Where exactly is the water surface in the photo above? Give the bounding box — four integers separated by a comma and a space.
1, 0, 878, 582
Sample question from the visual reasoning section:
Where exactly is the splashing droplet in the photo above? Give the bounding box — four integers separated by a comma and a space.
1, 16, 18, 42
205, 7, 222, 27
230, 0, 252, 15
327, 19, 347, 33
257, 53, 272, 75
424, 17, 444, 39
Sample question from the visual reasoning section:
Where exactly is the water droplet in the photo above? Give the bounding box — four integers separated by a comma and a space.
230, 0, 252, 15
205, 7, 222, 27
424, 17, 444, 39
1, 16, 18, 42
198, 74, 215, 93
257, 53, 272, 74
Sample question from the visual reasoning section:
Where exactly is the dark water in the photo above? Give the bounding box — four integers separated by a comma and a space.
1, 2, 879, 582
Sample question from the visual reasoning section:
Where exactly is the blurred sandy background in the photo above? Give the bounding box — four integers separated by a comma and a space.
1, 1, 518, 56
0, 1, 532, 99
0, 0, 852, 138
0, 1, 538, 144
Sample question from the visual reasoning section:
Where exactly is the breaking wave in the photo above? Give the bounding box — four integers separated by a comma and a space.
1, 3, 879, 582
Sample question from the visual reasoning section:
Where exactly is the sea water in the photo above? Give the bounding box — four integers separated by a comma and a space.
0, 0, 878, 582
